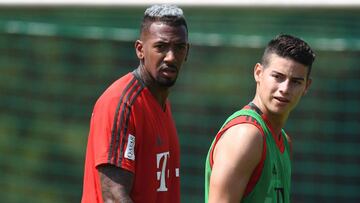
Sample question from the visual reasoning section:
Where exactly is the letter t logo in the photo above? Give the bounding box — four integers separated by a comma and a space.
156, 152, 170, 192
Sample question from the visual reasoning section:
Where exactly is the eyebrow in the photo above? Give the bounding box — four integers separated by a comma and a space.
154, 39, 187, 45
272, 71, 305, 81
292, 77, 305, 81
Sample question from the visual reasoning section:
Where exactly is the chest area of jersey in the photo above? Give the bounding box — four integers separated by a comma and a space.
134, 104, 180, 193
135, 101, 178, 154
257, 145, 291, 202
148, 113, 176, 147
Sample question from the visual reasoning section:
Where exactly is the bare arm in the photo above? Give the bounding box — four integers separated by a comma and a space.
209, 123, 263, 203
97, 164, 134, 203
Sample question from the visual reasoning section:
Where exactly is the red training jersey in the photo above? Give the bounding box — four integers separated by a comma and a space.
81, 71, 180, 203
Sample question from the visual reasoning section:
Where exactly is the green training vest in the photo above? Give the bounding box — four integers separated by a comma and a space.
205, 109, 291, 203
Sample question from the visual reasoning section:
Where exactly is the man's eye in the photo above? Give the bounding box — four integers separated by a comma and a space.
292, 80, 302, 85
272, 74, 280, 79
176, 45, 186, 50
156, 44, 165, 49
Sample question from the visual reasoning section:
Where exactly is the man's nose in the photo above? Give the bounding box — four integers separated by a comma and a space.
164, 49, 175, 62
279, 80, 290, 94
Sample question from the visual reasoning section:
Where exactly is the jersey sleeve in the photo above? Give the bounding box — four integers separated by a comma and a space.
89, 93, 137, 173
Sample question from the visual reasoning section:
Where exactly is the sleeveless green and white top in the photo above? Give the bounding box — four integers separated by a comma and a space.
205, 107, 291, 203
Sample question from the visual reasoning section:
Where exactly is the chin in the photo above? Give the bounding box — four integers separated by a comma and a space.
158, 79, 176, 87
269, 105, 288, 115
156, 75, 177, 87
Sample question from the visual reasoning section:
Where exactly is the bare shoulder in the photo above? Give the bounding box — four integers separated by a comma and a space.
209, 123, 264, 202
225, 123, 263, 141
213, 123, 263, 170
215, 123, 263, 159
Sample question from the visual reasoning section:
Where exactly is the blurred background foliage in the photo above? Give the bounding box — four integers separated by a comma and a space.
0, 6, 359, 203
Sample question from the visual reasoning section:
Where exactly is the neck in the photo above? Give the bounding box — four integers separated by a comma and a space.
136, 66, 169, 109
265, 113, 288, 136
148, 85, 169, 110
251, 98, 289, 136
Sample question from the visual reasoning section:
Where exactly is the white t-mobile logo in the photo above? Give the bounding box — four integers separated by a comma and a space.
156, 152, 170, 192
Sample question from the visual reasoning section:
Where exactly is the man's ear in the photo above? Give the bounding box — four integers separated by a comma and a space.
135, 40, 144, 60
254, 63, 263, 83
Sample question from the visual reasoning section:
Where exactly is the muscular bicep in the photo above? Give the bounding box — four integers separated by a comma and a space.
97, 164, 134, 203
209, 124, 263, 203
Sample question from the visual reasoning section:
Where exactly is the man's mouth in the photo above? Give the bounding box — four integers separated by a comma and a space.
160, 66, 177, 77
274, 96, 290, 103
162, 67, 177, 73
161, 65, 177, 71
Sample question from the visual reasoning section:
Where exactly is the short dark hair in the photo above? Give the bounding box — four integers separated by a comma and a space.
140, 4, 188, 37
262, 34, 316, 77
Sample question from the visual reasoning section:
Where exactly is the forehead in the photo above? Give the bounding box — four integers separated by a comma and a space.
143, 22, 188, 42
265, 54, 309, 77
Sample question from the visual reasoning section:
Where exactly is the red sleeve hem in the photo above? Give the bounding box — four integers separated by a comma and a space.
95, 157, 135, 174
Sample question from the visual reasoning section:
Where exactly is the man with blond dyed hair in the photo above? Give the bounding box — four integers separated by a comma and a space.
82, 4, 189, 203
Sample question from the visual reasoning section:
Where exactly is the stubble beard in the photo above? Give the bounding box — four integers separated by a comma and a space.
156, 75, 177, 87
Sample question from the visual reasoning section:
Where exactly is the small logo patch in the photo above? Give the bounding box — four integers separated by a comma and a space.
124, 134, 135, 160
156, 134, 163, 146
272, 164, 277, 175
175, 168, 180, 177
